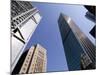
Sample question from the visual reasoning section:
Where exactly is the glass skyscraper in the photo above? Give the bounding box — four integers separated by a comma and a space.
84, 6, 96, 38
58, 13, 96, 70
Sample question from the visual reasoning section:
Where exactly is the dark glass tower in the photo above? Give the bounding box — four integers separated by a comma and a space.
84, 6, 96, 39
58, 13, 96, 71
90, 26, 96, 38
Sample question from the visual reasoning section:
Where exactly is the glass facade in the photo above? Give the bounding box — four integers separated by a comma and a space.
58, 13, 96, 70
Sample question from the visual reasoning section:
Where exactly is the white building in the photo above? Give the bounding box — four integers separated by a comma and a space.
11, 0, 42, 71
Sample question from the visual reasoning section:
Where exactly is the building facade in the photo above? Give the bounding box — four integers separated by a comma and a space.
11, 0, 33, 18
90, 26, 96, 38
58, 13, 96, 70
11, 0, 42, 71
12, 44, 47, 74
84, 6, 96, 39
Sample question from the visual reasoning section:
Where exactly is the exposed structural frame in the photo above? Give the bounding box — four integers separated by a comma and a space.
11, 1, 42, 72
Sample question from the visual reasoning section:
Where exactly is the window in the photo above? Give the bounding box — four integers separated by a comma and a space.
27, 56, 30, 59
24, 63, 27, 66
26, 60, 28, 63
23, 67, 26, 71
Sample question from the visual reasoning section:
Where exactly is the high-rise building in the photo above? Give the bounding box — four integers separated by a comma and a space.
90, 26, 96, 38
12, 44, 47, 74
84, 6, 96, 16
84, 6, 96, 38
11, 0, 33, 18
11, 0, 42, 71
58, 13, 96, 70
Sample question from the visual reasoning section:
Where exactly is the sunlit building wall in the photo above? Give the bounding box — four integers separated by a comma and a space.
28, 44, 47, 73
12, 44, 47, 74
11, 0, 42, 71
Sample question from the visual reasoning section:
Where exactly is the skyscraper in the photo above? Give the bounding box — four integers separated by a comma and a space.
11, 0, 42, 71
90, 26, 96, 38
84, 6, 96, 38
58, 13, 96, 70
12, 44, 47, 74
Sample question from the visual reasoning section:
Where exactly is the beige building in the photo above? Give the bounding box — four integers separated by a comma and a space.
19, 44, 47, 74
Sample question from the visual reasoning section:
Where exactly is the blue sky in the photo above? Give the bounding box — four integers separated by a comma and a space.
24, 2, 95, 72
